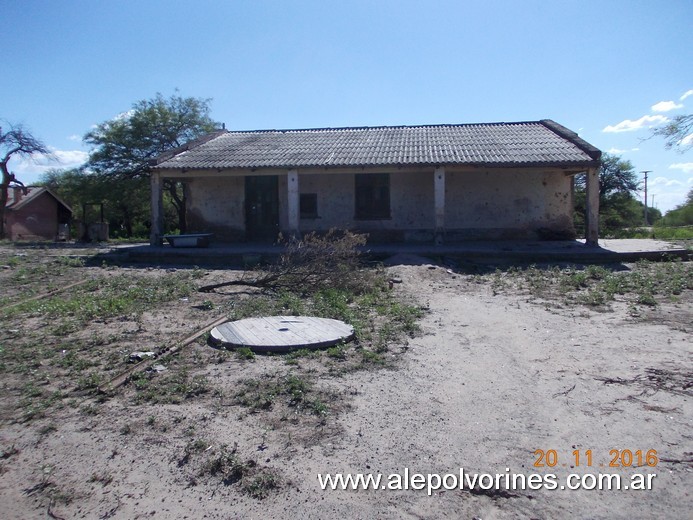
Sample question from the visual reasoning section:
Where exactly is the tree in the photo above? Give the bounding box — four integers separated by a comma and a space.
41, 168, 150, 239
574, 153, 639, 197
0, 122, 50, 238
84, 92, 220, 233
651, 114, 693, 152
574, 153, 643, 234
661, 187, 693, 226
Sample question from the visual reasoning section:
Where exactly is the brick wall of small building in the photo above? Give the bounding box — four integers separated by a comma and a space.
6, 192, 60, 241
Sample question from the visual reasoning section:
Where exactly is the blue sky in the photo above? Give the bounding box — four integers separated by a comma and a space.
2, 0, 691, 212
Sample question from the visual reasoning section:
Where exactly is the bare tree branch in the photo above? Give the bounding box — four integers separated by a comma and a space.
0, 122, 51, 238
651, 114, 693, 153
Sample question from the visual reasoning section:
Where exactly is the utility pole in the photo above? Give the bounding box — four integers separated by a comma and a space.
641, 171, 651, 226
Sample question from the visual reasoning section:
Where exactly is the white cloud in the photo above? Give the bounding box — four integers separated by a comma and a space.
681, 133, 693, 146
7, 148, 89, 181
67, 134, 81, 142
607, 147, 639, 154
652, 176, 683, 187
680, 89, 693, 101
603, 115, 668, 133
669, 162, 693, 174
52, 149, 90, 166
651, 100, 683, 112
114, 109, 135, 121
644, 175, 691, 212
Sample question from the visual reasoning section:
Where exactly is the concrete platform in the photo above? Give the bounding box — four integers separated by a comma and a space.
102, 239, 690, 267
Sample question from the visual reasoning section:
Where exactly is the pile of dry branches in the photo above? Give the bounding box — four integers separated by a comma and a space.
199, 229, 379, 294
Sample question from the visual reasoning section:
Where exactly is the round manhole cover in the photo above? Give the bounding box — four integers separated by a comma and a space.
210, 316, 354, 353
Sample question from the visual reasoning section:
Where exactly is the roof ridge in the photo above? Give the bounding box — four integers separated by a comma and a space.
6, 186, 73, 213
224, 120, 546, 134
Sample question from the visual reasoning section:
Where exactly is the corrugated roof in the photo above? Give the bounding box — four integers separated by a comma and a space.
152, 120, 601, 170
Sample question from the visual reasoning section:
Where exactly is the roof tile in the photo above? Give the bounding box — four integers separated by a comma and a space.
153, 120, 600, 170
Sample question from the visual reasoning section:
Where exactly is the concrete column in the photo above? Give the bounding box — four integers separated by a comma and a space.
287, 169, 300, 235
434, 166, 446, 244
585, 166, 600, 246
149, 171, 164, 246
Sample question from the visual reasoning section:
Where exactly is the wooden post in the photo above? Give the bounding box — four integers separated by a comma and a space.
150, 171, 164, 246
434, 166, 446, 244
287, 169, 300, 236
585, 166, 599, 246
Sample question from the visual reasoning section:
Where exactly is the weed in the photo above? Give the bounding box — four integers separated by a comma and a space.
242, 471, 281, 499
360, 349, 385, 364
0, 445, 20, 459
198, 444, 281, 498
4, 272, 196, 324
326, 345, 347, 360
235, 372, 335, 417
637, 292, 658, 306
132, 370, 211, 404
310, 399, 329, 417
180, 438, 211, 465
277, 290, 305, 315
89, 471, 113, 486
76, 372, 102, 391
201, 445, 248, 484
235, 347, 255, 360
81, 404, 99, 416
489, 260, 692, 311
38, 423, 58, 436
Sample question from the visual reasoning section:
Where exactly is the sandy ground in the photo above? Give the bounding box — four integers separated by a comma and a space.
0, 255, 691, 519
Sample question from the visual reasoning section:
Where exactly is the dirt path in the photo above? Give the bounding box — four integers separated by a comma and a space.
254, 264, 691, 519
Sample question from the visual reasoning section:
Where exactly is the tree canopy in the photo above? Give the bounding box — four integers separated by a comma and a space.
84, 92, 220, 233
85, 92, 219, 178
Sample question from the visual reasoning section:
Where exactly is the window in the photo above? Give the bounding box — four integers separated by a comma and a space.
300, 193, 319, 219
355, 173, 390, 219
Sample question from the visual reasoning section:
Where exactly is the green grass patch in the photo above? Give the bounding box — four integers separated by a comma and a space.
3, 272, 197, 322
490, 259, 692, 309
131, 369, 211, 404
235, 372, 335, 417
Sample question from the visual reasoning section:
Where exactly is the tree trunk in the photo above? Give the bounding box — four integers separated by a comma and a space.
0, 162, 11, 239
0, 182, 8, 239
165, 180, 187, 233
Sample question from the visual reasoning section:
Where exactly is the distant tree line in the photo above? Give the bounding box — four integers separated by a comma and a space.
660, 188, 693, 227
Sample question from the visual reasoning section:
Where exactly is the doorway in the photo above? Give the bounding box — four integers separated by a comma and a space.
245, 175, 279, 241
